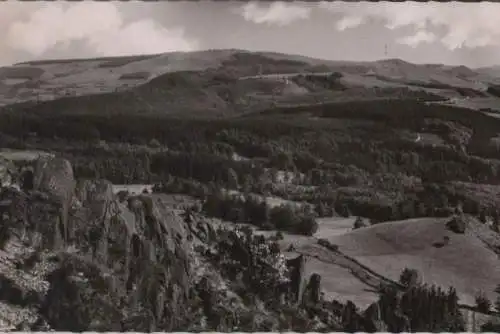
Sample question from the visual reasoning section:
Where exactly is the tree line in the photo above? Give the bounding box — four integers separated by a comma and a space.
2, 99, 500, 226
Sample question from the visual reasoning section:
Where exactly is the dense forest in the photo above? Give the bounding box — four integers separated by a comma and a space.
2, 98, 500, 231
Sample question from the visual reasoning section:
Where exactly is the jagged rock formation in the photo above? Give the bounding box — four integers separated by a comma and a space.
303, 273, 321, 304
364, 302, 389, 332
31, 157, 76, 248
286, 255, 324, 306
286, 254, 310, 304
58, 180, 193, 331
0, 154, 362, 332
0, 155, 196, 331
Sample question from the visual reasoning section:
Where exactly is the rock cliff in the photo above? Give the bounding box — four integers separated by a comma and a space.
0, 156, 194, 330
0, 155, 346, 331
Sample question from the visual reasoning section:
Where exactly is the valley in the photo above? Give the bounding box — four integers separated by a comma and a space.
1, 49, 500, 331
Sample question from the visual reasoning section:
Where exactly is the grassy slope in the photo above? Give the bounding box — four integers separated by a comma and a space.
326, 217, 500, 305
259, 214, 500, 328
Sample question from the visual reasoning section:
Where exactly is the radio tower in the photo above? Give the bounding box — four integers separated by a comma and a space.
384, 44, 388, 58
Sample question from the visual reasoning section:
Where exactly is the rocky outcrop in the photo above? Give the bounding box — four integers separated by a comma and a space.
286, 255, 322, 305
57, 181, 194, 331
0, 153, 351, 332
286, 254, 308, 304
363, 302, 388, 332
303, 273, 321, 304
32, 157, 76, 248
0, 154, 196, 331
0, 157, 17, 189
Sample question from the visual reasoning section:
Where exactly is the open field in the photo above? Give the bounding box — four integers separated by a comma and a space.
326, 217, 500, 305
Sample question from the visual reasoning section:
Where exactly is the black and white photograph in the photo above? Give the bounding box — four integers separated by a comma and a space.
1, 0, 500, 332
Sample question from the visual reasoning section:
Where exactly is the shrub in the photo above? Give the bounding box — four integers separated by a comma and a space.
116, 190, 129, 202
317, 239, 339, 252
446, 215, 467, 234
475, 291, 491, 313
294, 215, 318, 236
353, 217, 366, 230
399, 268, 419, 288
481, 321, 500, 332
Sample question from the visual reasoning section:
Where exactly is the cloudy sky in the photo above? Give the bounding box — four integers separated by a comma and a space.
1, 1, 500, 68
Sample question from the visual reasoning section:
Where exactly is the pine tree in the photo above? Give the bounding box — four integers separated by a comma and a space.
475, 291, 491, 313
399, 268, 419, 288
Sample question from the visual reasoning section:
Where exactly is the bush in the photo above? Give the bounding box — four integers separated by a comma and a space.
116, 190, 129, 202
446, 215, 467, 234
353, 217, 366, 230
399, 268, 419, 288
317, 239, 339, 252
481, 321, 500, 332
475, 291, 491, 313
294, 215, 318, 236
337, 204, 351, 218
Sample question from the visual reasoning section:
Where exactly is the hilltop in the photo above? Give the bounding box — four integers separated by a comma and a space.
2, 49, 500, 117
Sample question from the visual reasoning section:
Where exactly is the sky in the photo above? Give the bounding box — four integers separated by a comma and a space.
1, 1, 500, 68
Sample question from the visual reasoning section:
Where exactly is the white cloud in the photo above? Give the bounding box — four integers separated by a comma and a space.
320, 2, 500, 50
237, 2, 500, 50
1, 2, 198, 65
86, 20, 197, 57
239, 2, 311, 26
397, 30, 436, 48
336, 16, 365, 31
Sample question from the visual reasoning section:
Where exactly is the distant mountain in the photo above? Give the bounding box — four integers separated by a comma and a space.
2, 49, 500, 117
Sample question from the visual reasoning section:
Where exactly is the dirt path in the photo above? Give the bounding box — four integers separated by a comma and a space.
298, 243, 403, 291
296, 241, 495, 331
